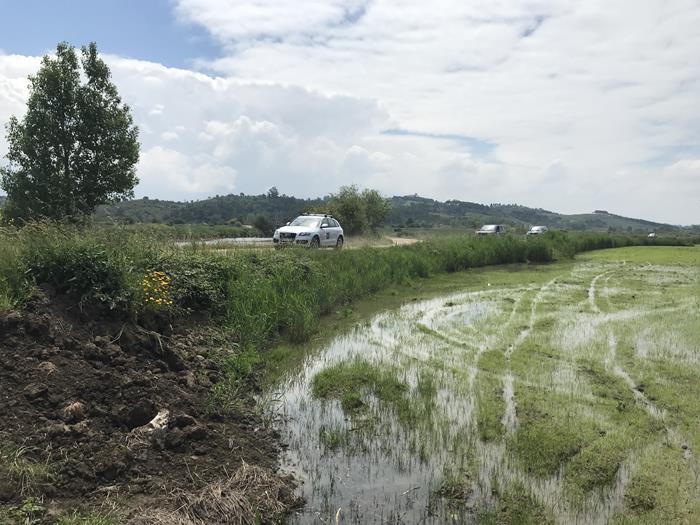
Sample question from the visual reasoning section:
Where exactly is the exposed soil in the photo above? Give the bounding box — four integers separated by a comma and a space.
0, 290, 298, 523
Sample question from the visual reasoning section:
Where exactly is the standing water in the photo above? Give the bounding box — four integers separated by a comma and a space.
265, 262, 700, 524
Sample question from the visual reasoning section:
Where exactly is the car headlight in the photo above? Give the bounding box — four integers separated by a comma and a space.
297, 232, 310, 237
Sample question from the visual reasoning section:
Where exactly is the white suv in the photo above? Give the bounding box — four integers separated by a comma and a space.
273, 214, 344, 249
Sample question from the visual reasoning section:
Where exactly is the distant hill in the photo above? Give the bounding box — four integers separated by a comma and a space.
2, 191, 696, 233
94, 194, 327, 226
386, 196, 683, 233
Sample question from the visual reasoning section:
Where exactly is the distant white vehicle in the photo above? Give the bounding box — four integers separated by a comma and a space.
647, 232, 657, 238
476, 224, 505, 236
273, 214, 344, 249
526, 226, 549, 236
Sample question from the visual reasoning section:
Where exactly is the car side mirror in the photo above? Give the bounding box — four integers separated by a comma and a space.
320, 224, 327, 228
286, 222, 290, 226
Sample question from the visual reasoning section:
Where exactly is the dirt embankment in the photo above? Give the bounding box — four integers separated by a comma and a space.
0, 291, 298, 523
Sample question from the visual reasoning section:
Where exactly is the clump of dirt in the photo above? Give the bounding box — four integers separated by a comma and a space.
0, 291, 299, 523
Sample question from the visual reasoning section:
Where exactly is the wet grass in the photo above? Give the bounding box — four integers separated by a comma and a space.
273, 246, 700, 523
312, 359, 411, 418
508, 389, 599, 478
480, 481, 555, 525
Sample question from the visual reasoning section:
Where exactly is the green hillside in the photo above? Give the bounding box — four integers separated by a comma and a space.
386, 196, 684, 233
2, 191, 698, 234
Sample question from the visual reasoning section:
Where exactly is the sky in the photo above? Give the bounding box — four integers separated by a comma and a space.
0, 0, 699, 224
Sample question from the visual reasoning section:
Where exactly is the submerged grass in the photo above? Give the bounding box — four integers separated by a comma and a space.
272, 245, 700, 523
479, 481, 555, 525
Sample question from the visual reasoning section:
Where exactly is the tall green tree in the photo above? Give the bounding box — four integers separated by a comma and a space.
328, 185, 391, 235
1, 42, 139, 222
361, 188, 391, 232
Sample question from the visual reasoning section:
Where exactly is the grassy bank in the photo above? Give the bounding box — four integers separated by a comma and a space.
0, 225, 695, 347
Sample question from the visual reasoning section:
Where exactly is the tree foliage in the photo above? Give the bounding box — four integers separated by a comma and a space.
328, 185, 391, 235
1, 42, 139, 222
253, 215, 275, 236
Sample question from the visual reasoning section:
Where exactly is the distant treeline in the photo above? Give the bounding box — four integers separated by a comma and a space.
88, 192, 699, 235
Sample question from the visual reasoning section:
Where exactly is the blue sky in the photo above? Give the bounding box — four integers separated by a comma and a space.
0, 0, 699, 224
0, 0, 218, 68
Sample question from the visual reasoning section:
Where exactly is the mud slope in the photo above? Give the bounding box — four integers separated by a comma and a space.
0, 291, 297, 523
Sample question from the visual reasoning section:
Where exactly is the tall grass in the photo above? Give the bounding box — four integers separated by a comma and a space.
0, 224, 695, 346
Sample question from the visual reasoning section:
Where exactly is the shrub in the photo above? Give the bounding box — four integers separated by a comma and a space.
24, 238, 131, 310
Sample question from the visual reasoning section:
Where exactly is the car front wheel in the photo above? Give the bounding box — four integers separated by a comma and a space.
335, 236, 344, 250
310, 236, 320, 249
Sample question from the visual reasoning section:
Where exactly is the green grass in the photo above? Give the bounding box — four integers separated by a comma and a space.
582, 245, 700, 265
318, 425, 350, 450
311, 359, 410, 417
507, 390, 599, 478
56, 511, 118, 525
479, 481, 555, 525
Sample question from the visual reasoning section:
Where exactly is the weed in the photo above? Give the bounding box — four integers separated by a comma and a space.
56, 511, 118, 525
312, 359, 414, 422
318, 426, 349, 450
624, 471, 657, 512
0, 444, 52, 497
479, 482, 555, 524
0, 498, 46, 525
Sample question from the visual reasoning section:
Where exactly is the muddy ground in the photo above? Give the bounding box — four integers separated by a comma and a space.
0, 290, 298, 523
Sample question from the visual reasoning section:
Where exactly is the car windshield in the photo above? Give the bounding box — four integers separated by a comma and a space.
481, 225, 498, 231
289, 217, 321, 227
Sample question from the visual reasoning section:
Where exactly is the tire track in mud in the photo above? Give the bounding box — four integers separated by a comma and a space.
587, 272, 607, 313
483, 269, 659, 524
467, 277, 563, 513
506, 277, 559, 359
607, 332, 667, 421
277, 261, 697, 524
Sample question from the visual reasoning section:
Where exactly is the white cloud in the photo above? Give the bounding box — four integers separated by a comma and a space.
1, 0, 700, 224
137, 146, 237, 199
170, 0, 700, 223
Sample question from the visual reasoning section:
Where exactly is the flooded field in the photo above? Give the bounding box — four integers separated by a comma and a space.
267, 247, 700, 524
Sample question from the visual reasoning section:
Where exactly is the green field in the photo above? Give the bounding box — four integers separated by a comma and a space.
273, 246, 700, 524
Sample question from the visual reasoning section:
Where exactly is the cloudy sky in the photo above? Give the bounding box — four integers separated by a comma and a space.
1, 0, 699, 224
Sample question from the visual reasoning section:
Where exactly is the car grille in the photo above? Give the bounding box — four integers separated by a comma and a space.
280, 232, 296, 240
